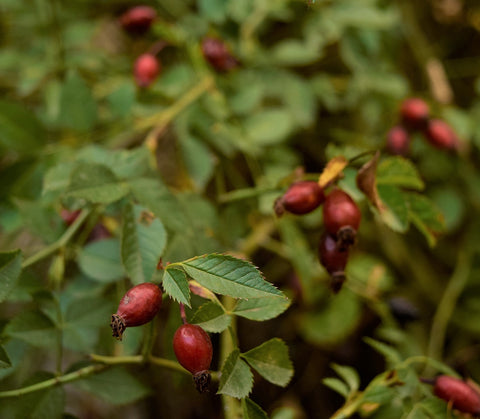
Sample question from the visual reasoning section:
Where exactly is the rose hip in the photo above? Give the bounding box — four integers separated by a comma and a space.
424, 119, 459, 151
386, 125, 411, 156
319, 233, 349, 293
400, 98, 430, 130
134, 53, 160, 88
173, 323, 213, 392
201, 37, 238, 73
274, 181, 325, 216
111, 283, 162, 340
119, 6, 156, 35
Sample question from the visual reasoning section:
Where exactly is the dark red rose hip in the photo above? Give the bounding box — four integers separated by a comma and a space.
386, 125, 411, 156
111, 282, 162, 340
173, 323, 213, 392
319, 233, 349, 293
60, 209, 81, 226
424, 119, 459, 151
201, 37, 238, 73
274, 181, 325, 216
134, 53, 160, 88
400, 97, 430, 130
323, 189, 361, 248
120, 6, 156, 35
422, 375, 480, 415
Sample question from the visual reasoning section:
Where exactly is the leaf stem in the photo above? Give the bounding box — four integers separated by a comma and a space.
22, 208, 92, 269
0, 364, 106, 398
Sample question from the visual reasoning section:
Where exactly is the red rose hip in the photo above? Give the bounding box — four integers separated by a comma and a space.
424, 119, 458, 151
319, 233, 349, 293
400, 97, 430, 130
424, 375, 480, 415
201, 37, 238, 73
120, 6, 157, 35
386, 125, 411, 156
323, 189, 361, 248
134, 53, 160, 88
111, 282, 162, 340
173, 323, 213, 392
274, 181, 325, 216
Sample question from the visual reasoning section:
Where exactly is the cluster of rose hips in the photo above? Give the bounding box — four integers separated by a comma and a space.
119, 5, 238, 88
386, 97, 460, 155
111, 282, 213, 392
274, 181, 361, 293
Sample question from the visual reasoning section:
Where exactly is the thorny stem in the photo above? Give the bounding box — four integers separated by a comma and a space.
22, 208, 92, 269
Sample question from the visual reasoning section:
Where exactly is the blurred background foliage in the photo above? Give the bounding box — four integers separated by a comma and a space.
2, 0, 480, 417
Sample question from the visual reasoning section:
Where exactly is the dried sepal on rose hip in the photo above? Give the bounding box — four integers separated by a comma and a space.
173, 323, 213, 393
111, 282, 162, 340
274, 181, 325, 217
119, 5, 157, 35
421, 375, 480, 416
322, 188, 361, 250
318, 233, 349, 293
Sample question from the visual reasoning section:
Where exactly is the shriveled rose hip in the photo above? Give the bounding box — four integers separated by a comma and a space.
422, 375, 480, 415
386, 125, 411, 156
173, 323, 213, 392
111, 283, 162, 340
319, 233, 349, 293
400, 97, 430, 130
201, 37, 238, 73
119, 6, 157, 35
274, 181, 325, 216
424, 119, 459, 151
134, 53, 160, 88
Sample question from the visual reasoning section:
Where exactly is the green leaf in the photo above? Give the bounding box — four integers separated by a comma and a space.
377, 184, 409, 232
181, 254, 283, 299
4, 310, 57, 348
74, 366, 151, 405
244, 109, 294, 146
242, 397, 269, 419
405, 192, 445, 247
198, 0, 227, 22
217, 349, 253, 399
43, 162, 73, 195
363, 337, 402, 365
377, 157, 424, 190
331, 363, 360, 393
66, 163, 130, 204
121, 203, 167, 285
0, 100, 47, 154
233, 296, 290, 321
322, 377, 350, 398
242, 338, 293, 387
162, 268, 191, 307
77, 238, 124, 282
58, 72, 98, 131
0, 249, 23, 303
271, 40, 320, 66
191, 301, 231, 333
0, 345, 11, 369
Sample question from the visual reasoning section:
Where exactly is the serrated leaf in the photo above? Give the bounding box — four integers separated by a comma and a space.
181, 254, 283, 299
191, 301, 231, 333
242, 397, 269, 419
244, 109, 294, 146
331, 364, 360, 393
74, 367, 150, 405
4, 310, 57, 348
0, 250, 23, 303
121, 204, 167, 285
217, 349, 253, 399
242, 338, 293, 387
43, 163, 73, 195
377, 185, 409, 232
322, 377, 350, 398
233, 296, 290, 321
318, 156, 348, 188
66, 163, 129, 204
77, 239, 124, 282
364, 337, 402, 365
0, 345, 11, 369
377, 157, 424, 190
405, 193, 445, 247
163, 268, 191, 307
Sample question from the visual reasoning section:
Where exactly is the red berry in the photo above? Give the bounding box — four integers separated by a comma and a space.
119, 6, 156, 35
274, 181, 325, 216
111, 283, 162, 340
173, 324, 213, 392
318, 233, 349, 293
424, 119, 459, 151
400, 98, 430, 130
386, 125, 411, 156
60, 209, 81, 226
430, 375, 480, 415
134, 54, 160, 88
201, 37, 238, 73
323, 189, 361, 248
